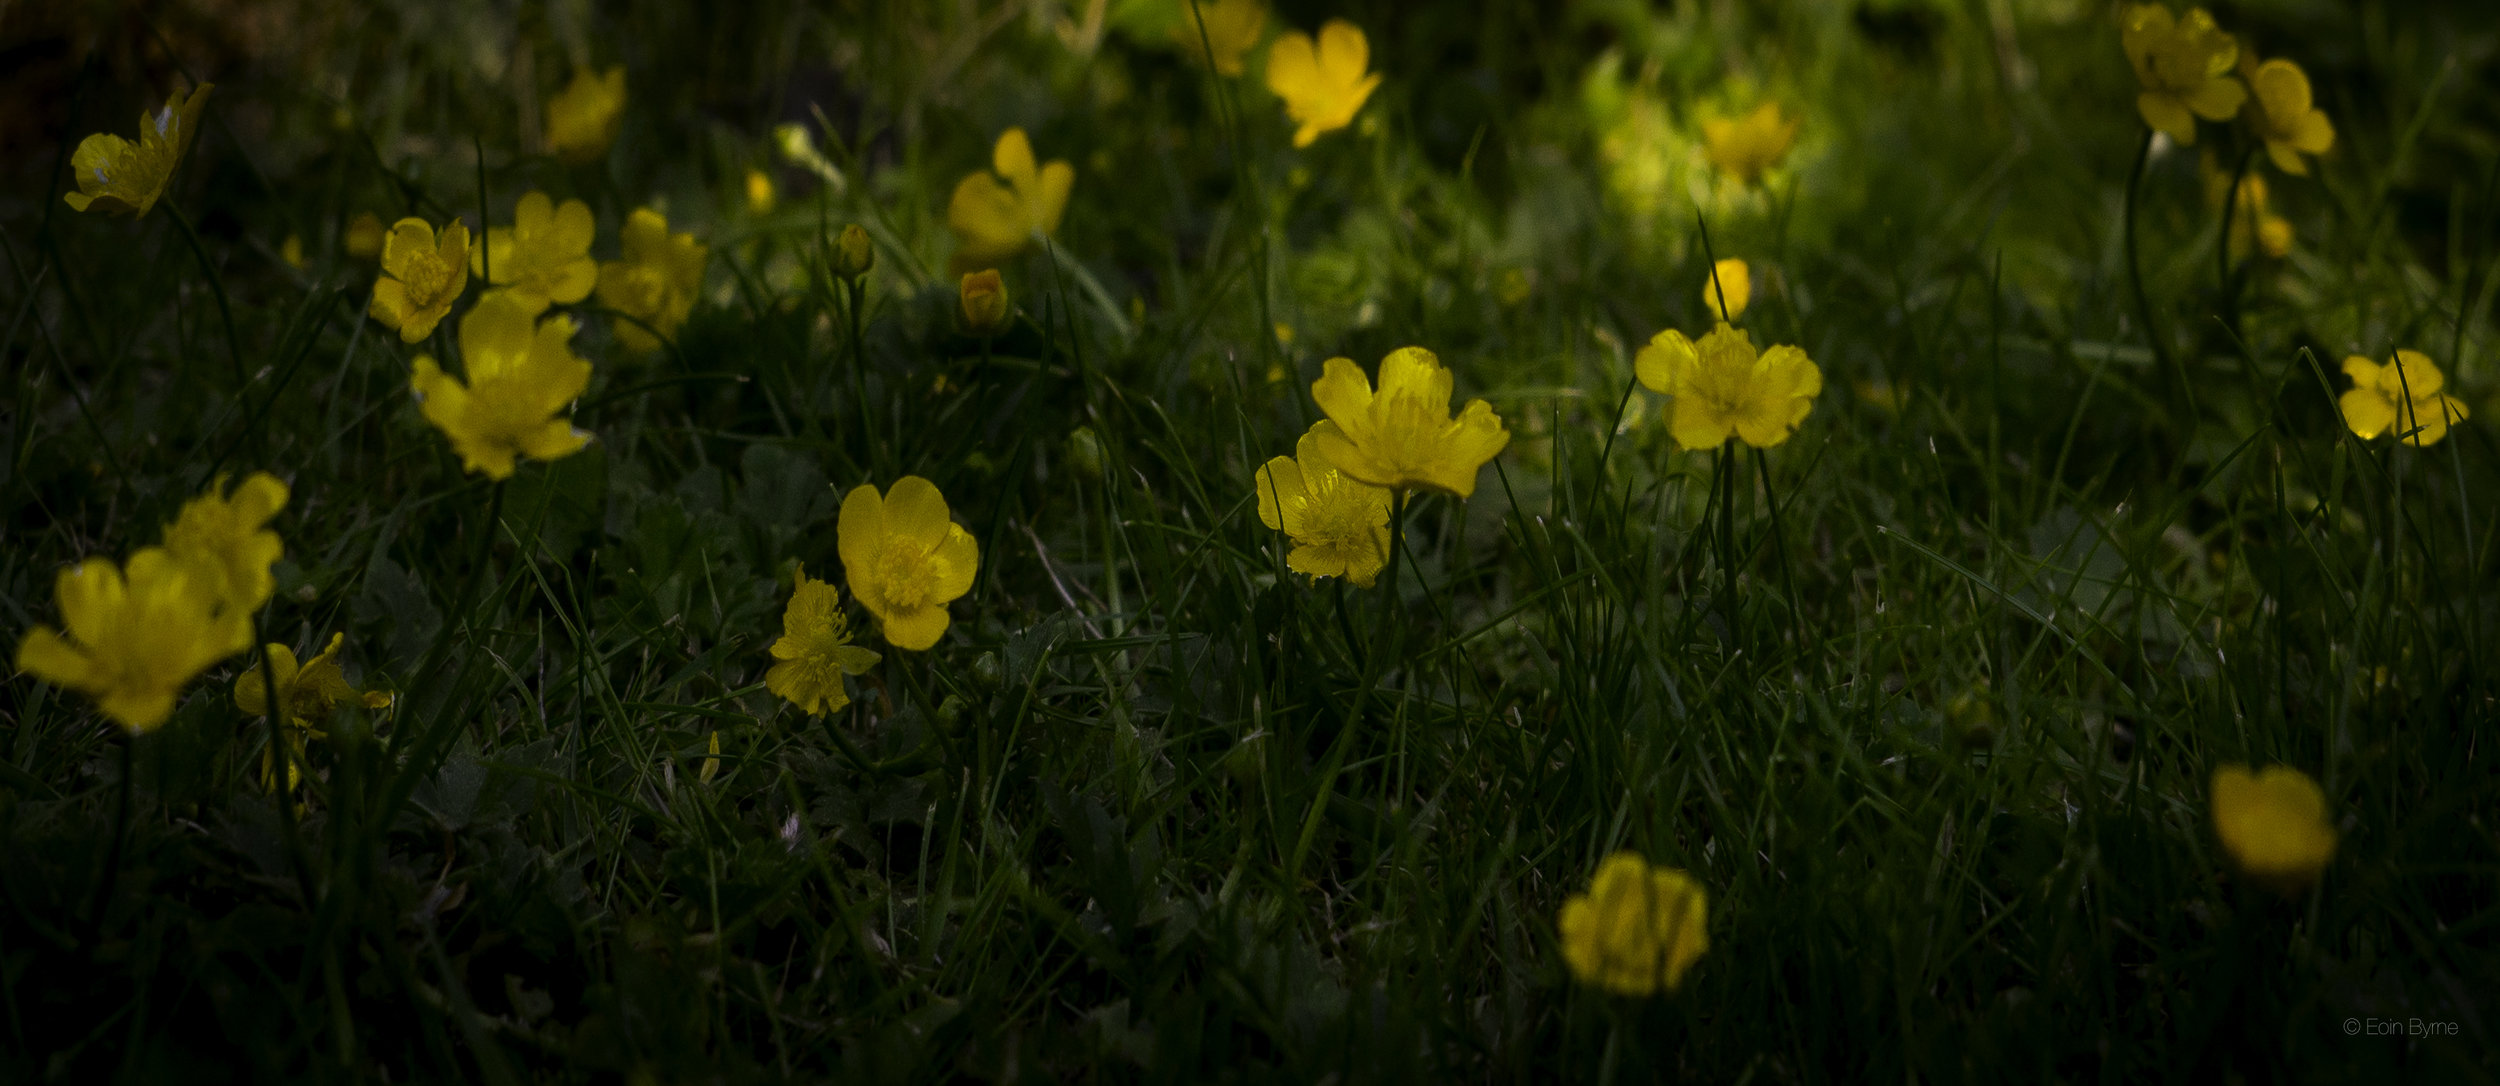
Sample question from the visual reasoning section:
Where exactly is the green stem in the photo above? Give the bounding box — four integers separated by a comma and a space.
167, 202, 260, 459
2217, 143, 2257, 342
84, 735, 134, 946
2122, 128, 2190, 427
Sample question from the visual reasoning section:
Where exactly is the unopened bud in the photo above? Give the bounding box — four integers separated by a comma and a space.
960, 269, 1009, 335
1066, 427, 1104, 477
835, 223, 874, 280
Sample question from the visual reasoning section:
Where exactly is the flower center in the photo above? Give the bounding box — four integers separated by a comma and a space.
872, 544, 950, 612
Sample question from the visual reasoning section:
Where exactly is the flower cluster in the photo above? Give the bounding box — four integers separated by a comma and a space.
761, 477, 980, 717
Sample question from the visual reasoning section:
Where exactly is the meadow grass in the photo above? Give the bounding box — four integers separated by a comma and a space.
2, 1, 2496, 1081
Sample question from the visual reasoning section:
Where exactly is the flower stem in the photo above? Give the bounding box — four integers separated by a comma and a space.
1714, 441, 1740, 634
84, 734, 134, 947
2122, 128, 2192, 428
2217, 143, 2256, 342
167, 201, 261, 461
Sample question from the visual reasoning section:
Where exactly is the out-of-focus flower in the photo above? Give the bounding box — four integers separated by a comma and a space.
281, 234, 307, 270
1701, 101, 1799, 187
765, 564, 881, 716
546, 66, 625, 162
2339, 350, 2469, 447
1265, 19, 1380, 148
834, 224, 875, 281
2203, 161, 2292, 259
1705, 259, 1751, 322
1636, 322, 1821, 450
370, 218, 471, 342
410, 291, 594, 479
1558, 852, 1710, 997
1175, 0, 1266, 77
1256, 431, 1392, 587
960, 269, 1009, 334
162, 471, 288, 615
2121, 5, 2243, 145
344, 212, 386, 259
947, 128, 1073, 270
2210, 764, 2336, 895
745, 169, 777, 215
236, 632, 392, 793
839, 477, 979, 651
16, 548, 249, 733
596, 207, 707, 352
476, 192, 598, 313
2240, 56, 2334, 176
1307, 347, 1510, 498
64, 83, 213, 218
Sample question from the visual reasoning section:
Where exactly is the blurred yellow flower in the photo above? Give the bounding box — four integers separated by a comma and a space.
16, 548, 249, 734
839, 477, 979, 651
1175, 0, 1266, 77
1701, 102, 1798, 187
766, 563, 882, 716
2204, 163, 2291, 259
410, 291, 594, 479
1256, 431, 1392, 587
477, 192, 598, 313
835, 223, 876, 281
1558, 852, 1709, 997
1636, 322, 1821, 450
2339, 350, 2469, 447
2210, 764, 2336, 895
281, 233, 307, 270
596, 207, 707, 352
745, 169, 777, 215
162, 471, 288, 615
344, 211, 386, 259
63, 83, 212, 218
2121, 5, 2243, 145
546, 66, 625, 162
1308, 347, 1511, 498
370, 218, 471, 343
948, 128, 1074, 271
960, 269, 1009, 334
1705, 258, 1751, 322
1265, 19, 1380, 148
2241, 56, 2334, 176
237, 632, 391, 793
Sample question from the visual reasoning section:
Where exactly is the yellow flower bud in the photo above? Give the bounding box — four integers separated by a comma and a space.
960, 269, 1009, 334
835, 223, 875, 281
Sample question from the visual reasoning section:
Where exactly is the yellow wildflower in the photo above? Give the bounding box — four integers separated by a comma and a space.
344, 211, 386, 259
161, 471, 289, 615
2241, 56, 2334, 176
596, 207, 708, 353
2210, 764, 2336, 896
1175, 0, 1266, 77
947, 128, 1074, 271
1307, 347, 1511, 498
370, 218, 471, 343
2120, 5, 2244, 145
281, 234, 306, 270
16, 548, 249, 734
765, 563, 882, 715
2339, 350, 2470, 447
1264, 19, 1380, 148
409, 291, 594, 479
834, 223, 876, 281
546, 66, 626, 163
838, 477, 979, 652
476, 192, 598, 314
745, 169, 777, 215
960, 269, 1010, 334
1558, 852, 1709, 997
236, 632, 392, 793
1256, 431, 1393, 587
2204, 163, 2292, 259
1704, 258, 1751, 322
63, 83, 213, 218
1636, 322, 1821, 450
1700, 102, 1799, 187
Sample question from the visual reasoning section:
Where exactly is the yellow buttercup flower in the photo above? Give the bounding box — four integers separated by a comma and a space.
16, 548, 250, 734
1264, 19, 1380, 148
1701, 101, 1799, 187
1255, 431, 1392, 588
236, 632, 392, 794
546, 66, 626, 163
477, 192, 598, 313
596, 207, 708, 353
1704, 258, 1751, 322
960, 269, 1009, 334
839, 477, 979, 651
2241, 56, 2334, 176
63, 83, 213, 218
1636, 322, 1821, 451
745, 169, 777, 215
344, 211, 386, 259
2210, 764, 2336, 896
409, 291, 594, 479
1307, 347, 1511, 498
1558, 852, 1709, 997
765, 564, 882, 715
948, 128, 1074, 272
1175, 0, 1266, 77
2339, 350, 2469, 447
370, 218, 471, 343
2204, 163, 2291, 259
161, 471, 289, 615
2120, 5, 2244, 145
